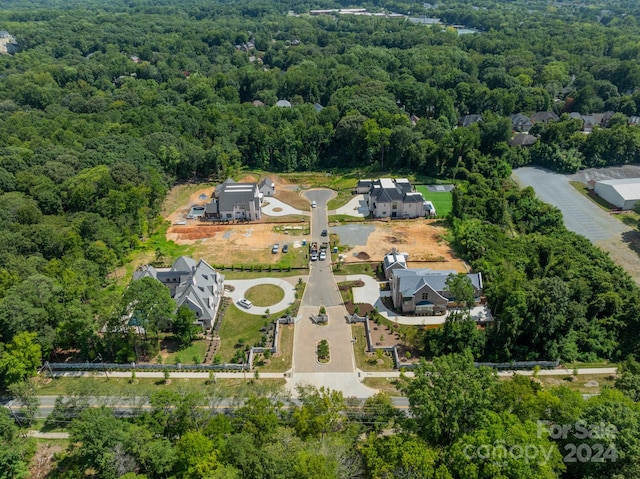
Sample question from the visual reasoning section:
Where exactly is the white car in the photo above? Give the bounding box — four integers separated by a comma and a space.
319, 251, 327, 261
311, 201, 317, 208
238, 298, 253, 309
310, 252, 318, 261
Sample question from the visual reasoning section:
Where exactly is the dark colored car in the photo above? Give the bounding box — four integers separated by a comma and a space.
282, 244, 289, 253
321, 229, 328, 236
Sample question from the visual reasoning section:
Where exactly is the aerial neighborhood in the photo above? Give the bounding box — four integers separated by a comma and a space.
127, 172, 487, 379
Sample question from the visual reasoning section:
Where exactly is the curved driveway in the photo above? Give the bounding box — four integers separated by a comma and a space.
261, 197, 309, 217
331, 194, 369, 217
225, 278, 296, 315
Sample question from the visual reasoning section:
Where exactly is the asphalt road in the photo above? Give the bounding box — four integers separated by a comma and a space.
512, 166, 630, 242
4, 395, 412, 418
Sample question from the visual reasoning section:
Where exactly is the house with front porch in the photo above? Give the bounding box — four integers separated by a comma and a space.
390, 268, 483, 315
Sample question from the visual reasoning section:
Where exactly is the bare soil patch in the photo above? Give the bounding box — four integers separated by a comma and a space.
31, 442, 64, 479
167, 223, 305, 265
342, 220, 466, 271
164, 185, 215, 224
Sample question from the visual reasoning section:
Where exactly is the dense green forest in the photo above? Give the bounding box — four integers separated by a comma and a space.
0, 0, 640, 378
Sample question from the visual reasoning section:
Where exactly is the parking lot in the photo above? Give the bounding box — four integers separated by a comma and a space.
512, 166, 640, 283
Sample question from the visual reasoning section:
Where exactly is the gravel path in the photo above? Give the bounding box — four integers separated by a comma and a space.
332, 224, 376, 247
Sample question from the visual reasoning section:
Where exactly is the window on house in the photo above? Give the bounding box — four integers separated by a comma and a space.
392, 202, 398, 209
226, 213, 232, 218
422, 293, 428, 300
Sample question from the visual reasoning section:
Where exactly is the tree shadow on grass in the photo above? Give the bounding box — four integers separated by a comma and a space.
621, 230, 640, 256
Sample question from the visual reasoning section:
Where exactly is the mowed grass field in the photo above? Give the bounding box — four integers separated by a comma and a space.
415, 186, 453, 219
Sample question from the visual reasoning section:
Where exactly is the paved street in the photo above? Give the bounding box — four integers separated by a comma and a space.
288, 189, 370, 394
512, 166, 629, 242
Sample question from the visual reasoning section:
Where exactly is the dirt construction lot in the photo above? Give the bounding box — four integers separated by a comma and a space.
167, 223, 308, 265
340, 220, 467, 272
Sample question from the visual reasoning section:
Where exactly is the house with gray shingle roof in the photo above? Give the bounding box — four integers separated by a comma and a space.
531, 111, 559, 124
366, 178, 435, 218
458, 114, 483, 127
510, 113, 533, 132
133, 256, 224, 330
383, 250, 408, 280
258, 177, 275, 197
390, 268, 483, 315
206, 179, 262, 221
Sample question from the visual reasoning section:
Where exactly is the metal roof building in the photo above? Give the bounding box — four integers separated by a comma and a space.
594, 178, 640, 210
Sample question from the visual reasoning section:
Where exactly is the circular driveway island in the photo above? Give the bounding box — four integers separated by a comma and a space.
225, 278, 297, 315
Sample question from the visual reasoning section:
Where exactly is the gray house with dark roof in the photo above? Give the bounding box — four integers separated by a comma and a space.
206, 179, 263, 221
133, 256, 224, 330
510, 113, 533, 132
458, 114, 483, 127
531, 111, 559, 124
390, 268, 483, 315
366, 178, 435, 218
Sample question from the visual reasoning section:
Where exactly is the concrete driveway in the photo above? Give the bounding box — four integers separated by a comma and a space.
262, 197, 309, 217
346, 274, 491, 325
225, 278, 297, 315
332, 194, 370, 217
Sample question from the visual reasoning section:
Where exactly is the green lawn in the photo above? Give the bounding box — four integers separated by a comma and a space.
245, 284, 285, 306
256, 324, 294, 373
362, 377, 403, 396
352, 324, 395, 371
218, 304, 287, 363
327, 189, 356, 210
333, 262, 378, 277
220, 270, 307, 280
164, 340, 208, 365
415, 186, 453, 218
35, 376, 287, 397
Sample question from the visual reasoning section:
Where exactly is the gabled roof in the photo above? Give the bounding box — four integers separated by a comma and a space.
384, 251, 407, 271
171, 256, 197, 273
258, 177, 275, 189
276, 99, 292, 108
510, 113, 532, 130
215, 178, 236, 196
458, 114, 482, 127
313, 103, 324, 112
531, 111, 559, 123
395, 269, 482, 299
217, 183, 259, 210
133, 265, 158, 281
509, 133, 538, 147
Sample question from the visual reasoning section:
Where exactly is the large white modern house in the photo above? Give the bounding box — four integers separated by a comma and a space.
357, 178, 435, 218
205, 179, 263, 221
